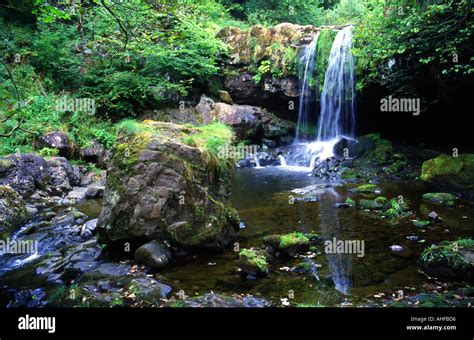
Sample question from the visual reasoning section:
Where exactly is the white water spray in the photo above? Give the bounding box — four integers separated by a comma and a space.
283, 26, 356, 170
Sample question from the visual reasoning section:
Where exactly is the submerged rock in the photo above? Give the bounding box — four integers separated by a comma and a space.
359, 199, 384, 211
428, 211, 440, 221
412, 220, 430, 228
352, 184, 380, 194
389, 244, 413, 258
422, 192, 458, 206
135, 241, 172, 270
165, 293, 271, 307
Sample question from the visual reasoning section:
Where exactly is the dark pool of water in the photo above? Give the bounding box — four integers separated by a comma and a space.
1, 167, 473, 306
157, 167, 474, 306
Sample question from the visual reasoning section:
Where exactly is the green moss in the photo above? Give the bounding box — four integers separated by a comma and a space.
375, 196, 387, 204
0, 159, 13, 168
276, 232, 318, 249
183, 122, 234, 175
280, 232, 310, 248
293, 261, 312, 272
413, 220, 430, 228
421, 154, 474, 189
422, 192, 457, 206
239, 248, 268, 273
341, 169, 357, 179
359, 199, 383, 210
381, 198, 409, 218
384, 159, 407, 174
420, 238, 474, 270
362, 133, 394, 165
168, 300, 186, 307
345, 197, 356, 205
282, 46, 299, 75
353, 184, 379, 193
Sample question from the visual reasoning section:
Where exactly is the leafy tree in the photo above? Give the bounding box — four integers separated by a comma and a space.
353, 0, 473, 101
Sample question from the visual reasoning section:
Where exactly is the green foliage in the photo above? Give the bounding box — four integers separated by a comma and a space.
381, 198, 410, 219
31, 22, 82, 91
184, 122, 234, 175
239, 248, 268, 273
353, 0, 473, 96
242, 0, 326, 26
252, 60, 271, 84
38, 147, 59, 157
322, 0, 367, 25
420, 238, 474, 270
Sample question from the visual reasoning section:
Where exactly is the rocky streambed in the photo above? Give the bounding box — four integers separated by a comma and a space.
1, 123, 474, 308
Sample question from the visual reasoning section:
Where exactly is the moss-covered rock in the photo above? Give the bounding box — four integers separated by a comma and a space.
413, 220, 430, 228
384, 159, 407, 174
422, 192, 457, 206
218, 23, 319, 73
419, 239, 474, 282
97, 121, 240, 250
359, 199, 384, 210
345, 197, 356, 206
238, 248, 268, 277
381, 198, 410, 218
263, 231, 320, 256
0, 185, 29, 238
352, 184, 380, 194
421, 154, 474, 190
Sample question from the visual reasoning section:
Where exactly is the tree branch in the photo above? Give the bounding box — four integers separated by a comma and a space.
100, 0, 129, 50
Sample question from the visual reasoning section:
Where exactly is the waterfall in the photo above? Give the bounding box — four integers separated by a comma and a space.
317, 26, 355, 142
295, 32, 320, 142
283, 26, 355, 170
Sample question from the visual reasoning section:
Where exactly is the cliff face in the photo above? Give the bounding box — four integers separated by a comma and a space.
218, 23, 319, 68
217, 23, 336, 119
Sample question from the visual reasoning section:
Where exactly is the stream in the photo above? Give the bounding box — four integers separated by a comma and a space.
0, 166, 473, 306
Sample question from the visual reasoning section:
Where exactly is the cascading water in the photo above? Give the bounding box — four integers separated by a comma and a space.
317, 26, 355, 142
282, 26, 355, 170
295, 32, 320, 142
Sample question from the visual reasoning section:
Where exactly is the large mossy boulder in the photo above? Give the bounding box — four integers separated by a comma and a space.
0, 185, 29, 238
421, 154, 474, 190
97, 121, 240, 250
419, 239, 474, 282
335, 133, 394, 165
